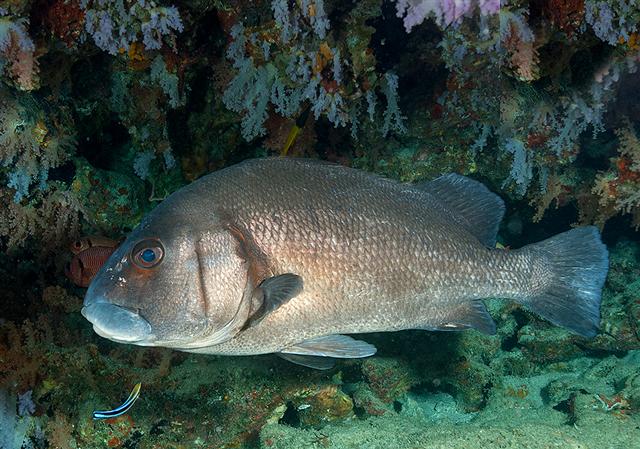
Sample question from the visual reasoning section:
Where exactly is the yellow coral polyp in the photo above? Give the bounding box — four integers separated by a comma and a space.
127, 42, 146, 62
32, 120, 48, 146
41, 378, 59, 393
313, 42, 333, 74
71, 178, 83, 193
619, 33, 640, 51
306, 1, 317, 18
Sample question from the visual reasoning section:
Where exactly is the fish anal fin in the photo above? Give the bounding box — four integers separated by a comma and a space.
277, 353, 336, 370
416, 174, 505, 247
282, 334, 377, 358
419, 301, 496, 335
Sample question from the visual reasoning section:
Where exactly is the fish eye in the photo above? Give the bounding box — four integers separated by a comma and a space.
131, 239, 164, 269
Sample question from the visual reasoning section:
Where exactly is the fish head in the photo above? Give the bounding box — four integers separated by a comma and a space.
82, 206, 250, 349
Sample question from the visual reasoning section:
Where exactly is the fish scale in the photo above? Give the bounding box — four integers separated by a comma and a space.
171, 160, 580, 352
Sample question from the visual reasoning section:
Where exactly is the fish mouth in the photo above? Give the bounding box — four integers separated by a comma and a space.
81, 299, 153, 344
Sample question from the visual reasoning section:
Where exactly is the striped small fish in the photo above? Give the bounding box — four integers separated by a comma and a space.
92, 383, 142, 420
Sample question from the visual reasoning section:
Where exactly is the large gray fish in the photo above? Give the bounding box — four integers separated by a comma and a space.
82, 158, 609, 369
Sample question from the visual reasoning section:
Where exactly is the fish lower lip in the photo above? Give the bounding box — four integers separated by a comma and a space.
81, 302, 152, 343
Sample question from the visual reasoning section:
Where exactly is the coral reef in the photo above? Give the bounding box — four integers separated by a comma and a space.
591, 119, 640, 227
221, 0, 405, 141
0, 1, 639, 448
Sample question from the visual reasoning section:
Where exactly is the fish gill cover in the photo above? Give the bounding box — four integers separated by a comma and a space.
0, 1, 639, 449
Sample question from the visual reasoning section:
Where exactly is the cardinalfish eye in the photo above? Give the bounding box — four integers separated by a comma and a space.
131, 239, 164, 269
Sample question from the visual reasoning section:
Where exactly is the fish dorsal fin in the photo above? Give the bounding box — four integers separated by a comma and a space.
277, 353, 336, 370
246, 274, 303, 327
416, 174, 505, 247
281, 334, 377, 358
419, 301, 496, 335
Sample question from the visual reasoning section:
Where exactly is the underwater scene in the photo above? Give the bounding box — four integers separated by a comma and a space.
1, 1, 640, 448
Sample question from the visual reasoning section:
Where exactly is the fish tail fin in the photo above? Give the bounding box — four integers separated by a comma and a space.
516, 226, 608, 338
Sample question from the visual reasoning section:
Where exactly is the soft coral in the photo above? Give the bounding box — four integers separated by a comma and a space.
0, 13, 39, 90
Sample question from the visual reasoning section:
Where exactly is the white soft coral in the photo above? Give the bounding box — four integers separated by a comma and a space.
395, 0, 501, 32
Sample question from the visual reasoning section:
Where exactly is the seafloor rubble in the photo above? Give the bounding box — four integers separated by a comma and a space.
1, 1, 639, 449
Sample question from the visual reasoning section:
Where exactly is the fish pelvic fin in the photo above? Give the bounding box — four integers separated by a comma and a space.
517, 226, 608, 338
416, 174, 505, 247
281, 334, 377, 359
277, 353, 336, 370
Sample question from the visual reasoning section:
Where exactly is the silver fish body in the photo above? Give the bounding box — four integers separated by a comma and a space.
82, 158, 608, 368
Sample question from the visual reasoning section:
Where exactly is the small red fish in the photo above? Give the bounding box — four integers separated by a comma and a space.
69, 236, 120, 255
66, 237, 119, 287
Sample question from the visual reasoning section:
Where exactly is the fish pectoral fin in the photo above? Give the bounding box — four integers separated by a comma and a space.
277, 353, 336, 370
246, 273, 303, 327
419, 301, 496, 335
281, 334, 377, 358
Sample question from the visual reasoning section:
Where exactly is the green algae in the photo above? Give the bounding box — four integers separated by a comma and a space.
72, 158, 146, 233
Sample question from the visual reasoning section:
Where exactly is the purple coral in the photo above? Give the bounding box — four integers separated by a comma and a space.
141, 5, 183, 50
395, 0, 501, 32
17, 390, 35, 417
585, 0, 639, 45
81, 0, 183, 55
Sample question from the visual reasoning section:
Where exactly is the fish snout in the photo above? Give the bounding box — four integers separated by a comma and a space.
81, 297, 153, 343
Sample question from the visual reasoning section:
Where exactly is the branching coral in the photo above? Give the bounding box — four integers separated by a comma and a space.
394, 0, 500, 32
223, 1, 405, 142
585, 0, 639, 45
0, 89, 82, 251
1, 188, 83, 251
0, 10, 38, 90
592, 119, 640, 228
0, 320, 51, 392
618, 121, 640, 172
80, 0, 183, 55
501, 8, 540, 82
109, 59, 181, 191
431, 0, 638, 232
0, 89, 76, 202
498, 53, 637, 198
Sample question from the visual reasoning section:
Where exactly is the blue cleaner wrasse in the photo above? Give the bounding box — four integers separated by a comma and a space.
92, 382, 142, 420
